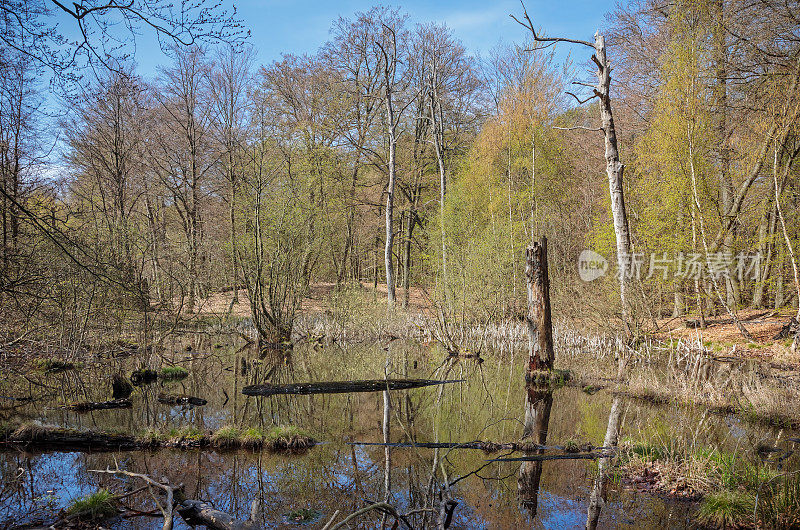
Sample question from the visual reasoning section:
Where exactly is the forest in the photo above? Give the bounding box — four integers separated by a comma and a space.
2, 0, 800, 529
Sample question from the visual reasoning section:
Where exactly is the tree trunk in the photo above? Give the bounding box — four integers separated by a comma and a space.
712, 0, 740, 308
178, 500, 260, 530
230, 167, 238, 304
384, 128, 396, 306
753, 199, 776, 308
672, 284, 684, 318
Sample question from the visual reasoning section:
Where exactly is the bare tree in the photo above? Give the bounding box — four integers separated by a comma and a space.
0, 0, 246, 86
66, 68, 148, 289
375, 23, 404, 307
151, 45, 215, 313
513, 3, 634, 339
323, 12, 384, 285
414, 23, 482, 305
208, 44, 253, 305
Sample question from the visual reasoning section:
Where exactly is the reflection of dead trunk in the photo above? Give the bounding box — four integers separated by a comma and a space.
518, 384, 553, 518
585, 397, 622, 530
526, 237, 554, 373
381, 387, 392, 527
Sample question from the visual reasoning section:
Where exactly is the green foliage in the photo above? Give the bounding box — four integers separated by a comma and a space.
626, 442, 667, 462
285, 508, 322, 523
264, 425, 316, 451
167, 426, 206, 444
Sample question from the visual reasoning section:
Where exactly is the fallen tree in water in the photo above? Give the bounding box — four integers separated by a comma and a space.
1, 423, 316, 453
243, 378, 464, 396
178, 500, 261, 530
2, 423, 139, 451
348, 440, 601, 453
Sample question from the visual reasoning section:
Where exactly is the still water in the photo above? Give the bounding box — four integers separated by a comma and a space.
0, 336, 784, 528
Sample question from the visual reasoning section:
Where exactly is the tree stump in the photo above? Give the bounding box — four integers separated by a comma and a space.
525, 236, 554, 373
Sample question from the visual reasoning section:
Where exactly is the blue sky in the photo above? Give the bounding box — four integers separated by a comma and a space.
84, 0, 615, 78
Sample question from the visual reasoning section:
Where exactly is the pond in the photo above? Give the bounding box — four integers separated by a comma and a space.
0, 336, 791, 528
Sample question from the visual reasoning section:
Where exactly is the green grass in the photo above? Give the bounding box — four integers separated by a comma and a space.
625, 442, 667, 462
697, 490, 754, 528
139, 428, 165, 445
160, 366, 189, 379
209, 425, 316, 451
285, 508, 322, 523
66, 489, 117, 519
758, 473, 800, 527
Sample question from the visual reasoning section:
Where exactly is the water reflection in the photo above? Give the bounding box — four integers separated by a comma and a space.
586, 396, 623, 530
518, 383, 554, 518
0, 338, 786, 528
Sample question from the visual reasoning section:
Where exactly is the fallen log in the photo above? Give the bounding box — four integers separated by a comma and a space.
773, 318, 799, 340
243, 378, 464, 396
64, 398, 132, 411
157, 393, 207, 406
3, 424, 139, 451
348, 440, 511, 451
1, 423, 320, 454
178, 500, 260, 530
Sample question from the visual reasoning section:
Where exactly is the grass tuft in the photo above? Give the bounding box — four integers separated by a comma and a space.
697, 490, 754, 528
160, 366, 189, 379
241, 427, 265, 448
264, 425, 316, 451
758, 473, 800, 528
66, 489, 117, 519
211, 425, 240, 448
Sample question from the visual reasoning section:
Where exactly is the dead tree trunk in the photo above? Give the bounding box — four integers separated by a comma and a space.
178, 500, 261, 530
512, 8, 633, 339
594, 34, 633, 336
525, 236, 554, 373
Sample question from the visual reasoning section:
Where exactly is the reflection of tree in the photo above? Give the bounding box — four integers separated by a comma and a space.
585, 396, 622, 530
518, 382, 553, 518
